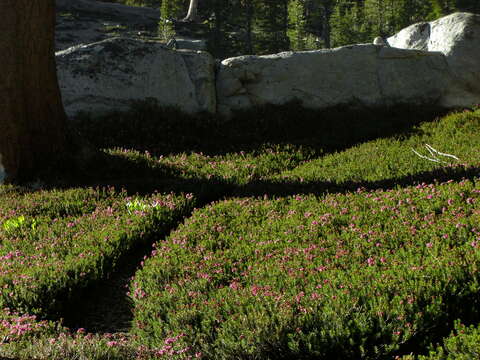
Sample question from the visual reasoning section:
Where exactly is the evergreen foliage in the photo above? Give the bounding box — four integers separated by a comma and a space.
100, 0, 479, 56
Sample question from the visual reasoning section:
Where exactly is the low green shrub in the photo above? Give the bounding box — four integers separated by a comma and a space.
402, 320, 480, 359
106, 144, 311, 185
0, 307, 58, 345
0, 307, 185, 360
0, 309, 137, 360
2, 108, 479, 359
0, 187, 195, 318
0, 323, 138, 360
275, 109, 480, 185
130, 178, 480, 359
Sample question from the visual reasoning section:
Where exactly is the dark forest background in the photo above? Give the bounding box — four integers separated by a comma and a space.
100, 0, 480, 58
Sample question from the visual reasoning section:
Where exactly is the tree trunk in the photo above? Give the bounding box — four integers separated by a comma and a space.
321, 2, 334, 49
0, 0, 66, 183
245, 1, 254, 54
184, 0, 199, 22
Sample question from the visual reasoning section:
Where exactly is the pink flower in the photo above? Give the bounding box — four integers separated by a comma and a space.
165, 337, 177, 345
367, 257, 376, 266
251, 285, 261, 296
229, 281, 240, 290
426, 242, 433, 248
295, 291, 305, 303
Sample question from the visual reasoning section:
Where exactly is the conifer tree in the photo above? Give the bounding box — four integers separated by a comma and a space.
184, 0, 199, 21
159, 0, 184, 39
288, 0, 308, 51
0, 0, 66, 182
254, 0, 290, 54
456, 0, 480, 13
330, 0, 368, 47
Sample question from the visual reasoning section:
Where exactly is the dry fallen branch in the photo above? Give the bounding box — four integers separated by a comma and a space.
425, 144, 460, 161
411, 144, 460, 164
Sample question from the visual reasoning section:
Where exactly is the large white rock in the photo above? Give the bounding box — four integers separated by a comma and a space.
55, 0, 160, 51
217, 12, 480, 116
216, 44, 454, 116
388, 12, 480, 107
56, 37, 216, 116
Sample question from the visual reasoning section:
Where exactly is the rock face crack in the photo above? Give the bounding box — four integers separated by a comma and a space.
181, 52, 217, 113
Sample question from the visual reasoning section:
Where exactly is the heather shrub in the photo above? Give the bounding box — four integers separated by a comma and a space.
0, 187, 195, 317
2, 107, 480, 359
130, 178, 480, 358
402, 321, 480, 359
275, 109, 480, 186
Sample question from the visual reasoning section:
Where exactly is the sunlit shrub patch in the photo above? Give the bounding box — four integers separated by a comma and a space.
106, 144, 311, 185
0, 187, 195, 317
1, 108, 480, 359
275, 109, 480, 185
0, 309, 202, 360
0, 308, 56, 344
131, 178, 480, 358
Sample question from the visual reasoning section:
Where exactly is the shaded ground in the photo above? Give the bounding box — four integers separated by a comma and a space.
62, 245, 145, 334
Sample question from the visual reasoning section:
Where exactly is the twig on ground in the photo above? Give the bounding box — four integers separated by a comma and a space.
411, 144, 460, 164
425, 144, 460, 161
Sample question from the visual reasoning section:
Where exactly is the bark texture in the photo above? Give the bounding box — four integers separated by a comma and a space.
0, 0, 66, 182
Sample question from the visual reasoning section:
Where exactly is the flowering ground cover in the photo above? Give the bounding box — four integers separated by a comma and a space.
0, 186, 195, 318
131, 179, 480, 358
274, 109, 480, 186
106, 144, 311, 186
1, 106, 480, 359
99, 109, 480, 200
402, 320, 480, 359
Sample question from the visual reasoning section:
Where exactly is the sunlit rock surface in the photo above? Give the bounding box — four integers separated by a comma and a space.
388, 12, 480, 108
217, 12, 480, 116
216, 45, 453, 116
54, 7, 479, 117
56, 38, 216, 116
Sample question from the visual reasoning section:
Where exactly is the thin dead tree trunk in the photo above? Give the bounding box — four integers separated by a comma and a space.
183, 0, 199, 22
0, 0, 66, 183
